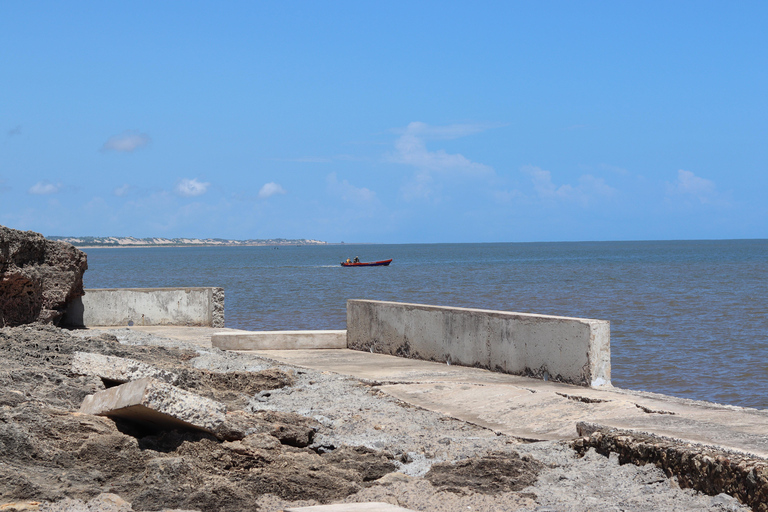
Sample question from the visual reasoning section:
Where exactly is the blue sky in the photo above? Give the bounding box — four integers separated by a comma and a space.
1, 2, 766, 243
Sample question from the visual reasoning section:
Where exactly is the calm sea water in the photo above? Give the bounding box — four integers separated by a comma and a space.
83, 240, 768, 410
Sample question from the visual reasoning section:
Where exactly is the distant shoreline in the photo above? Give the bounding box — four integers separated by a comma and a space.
77, 243, 329, 249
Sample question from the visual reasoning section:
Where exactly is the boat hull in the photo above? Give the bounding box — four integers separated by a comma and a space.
340, 259, 393, 267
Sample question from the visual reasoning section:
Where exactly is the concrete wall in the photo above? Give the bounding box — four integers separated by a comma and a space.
64, 287, 225, 328
346, 299, 610, 387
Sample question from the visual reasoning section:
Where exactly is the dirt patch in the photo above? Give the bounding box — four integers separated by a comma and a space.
425, 453, 543, 494
174, 368, 294, 409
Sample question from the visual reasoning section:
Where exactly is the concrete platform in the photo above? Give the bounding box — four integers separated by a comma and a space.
212, 329, 346, 350
285, 504, 416, 512
93, 326, 768, 459
241, 348, 768, 458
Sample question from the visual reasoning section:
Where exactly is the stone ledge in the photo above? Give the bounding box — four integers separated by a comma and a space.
573, 422, 768, 512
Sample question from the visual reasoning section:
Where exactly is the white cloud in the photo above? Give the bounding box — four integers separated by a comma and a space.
326, 173, 376, 204
258, 182, 286, 199
522, 166, 615, 206
666, 170, 720, 204
389, 122, 497, 202
399, 171, 436, 202
113, 184, 132, 197
28, 181, 62, 195
175, 178, 210, 197
599, 163, 631, 176
101, 131, 151, 152
390, 122, 494, 175
578, 174, 616, 197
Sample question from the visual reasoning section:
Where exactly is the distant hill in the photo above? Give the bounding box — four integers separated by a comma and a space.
47, 236, 327, 247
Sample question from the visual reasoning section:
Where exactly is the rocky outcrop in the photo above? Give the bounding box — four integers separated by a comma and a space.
0, 225, 87, 326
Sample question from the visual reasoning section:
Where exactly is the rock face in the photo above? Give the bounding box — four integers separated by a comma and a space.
0, 225, 88, 326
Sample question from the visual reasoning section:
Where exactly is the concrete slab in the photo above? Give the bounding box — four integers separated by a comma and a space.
285, 503, 416, 512
240, 348, 768, 458
212, 330, 346, 350
72, 352, 179, 385
80, 377, 226, 432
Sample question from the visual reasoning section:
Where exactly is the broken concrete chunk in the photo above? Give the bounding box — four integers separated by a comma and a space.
72, 352, 179, 386
80, 377, 226, 433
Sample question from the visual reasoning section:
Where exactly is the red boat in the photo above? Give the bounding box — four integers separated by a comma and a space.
340, 258, 393, 267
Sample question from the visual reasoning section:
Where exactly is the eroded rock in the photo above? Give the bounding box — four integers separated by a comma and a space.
0, 225, 87, 327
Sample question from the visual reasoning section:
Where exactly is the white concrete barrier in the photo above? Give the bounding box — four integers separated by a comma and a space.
63, 287, 224, 328
346, 299, 610, 388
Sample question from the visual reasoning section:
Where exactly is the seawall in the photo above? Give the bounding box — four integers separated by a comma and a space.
346, 299, 610, 388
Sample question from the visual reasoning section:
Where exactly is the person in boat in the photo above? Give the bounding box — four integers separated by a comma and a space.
346, 258, 351, 264
354, 256, 360, 263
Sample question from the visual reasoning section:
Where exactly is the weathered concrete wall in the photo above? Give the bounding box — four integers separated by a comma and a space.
63, 287, 225, 328
346, 299, 610, 388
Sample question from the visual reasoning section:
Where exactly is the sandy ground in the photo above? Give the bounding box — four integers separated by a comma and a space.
0, 325, 750, 512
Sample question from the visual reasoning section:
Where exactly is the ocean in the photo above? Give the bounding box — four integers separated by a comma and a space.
82, 240, 768, 410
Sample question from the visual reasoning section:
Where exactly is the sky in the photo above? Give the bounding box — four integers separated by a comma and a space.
1, 1, 766, 243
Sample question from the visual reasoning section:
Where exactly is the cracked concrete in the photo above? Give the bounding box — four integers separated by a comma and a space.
228, 347, 768, 458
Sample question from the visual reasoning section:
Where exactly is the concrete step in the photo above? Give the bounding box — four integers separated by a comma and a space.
212, 329, 346, 350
